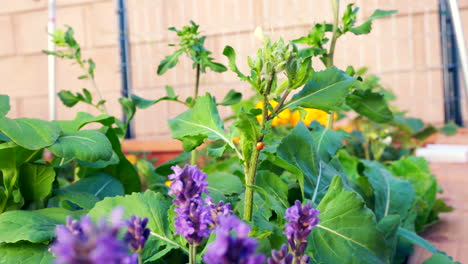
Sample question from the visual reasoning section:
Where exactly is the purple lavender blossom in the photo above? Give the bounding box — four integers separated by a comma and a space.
205, 196, 232, 226
203, 215, 265, 264
174, 197, 212, 245
50, 208, 137, 264
284, 201, 320, 260
168, 165, 209, 205
267, 244, 293, 264
124, 215, 150, 253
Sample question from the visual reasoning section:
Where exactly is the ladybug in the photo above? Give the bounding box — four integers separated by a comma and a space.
256, 142, 265, 150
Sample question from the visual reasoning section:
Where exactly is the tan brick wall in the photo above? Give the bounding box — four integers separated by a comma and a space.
1, 0, 467, 140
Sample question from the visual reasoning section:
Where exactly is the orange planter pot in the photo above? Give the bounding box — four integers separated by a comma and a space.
122, 139, 183, 166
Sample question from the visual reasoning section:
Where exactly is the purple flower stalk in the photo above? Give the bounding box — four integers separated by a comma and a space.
169, 165, 213, 245
50, 208, 138, 264
124, 216, 150, 253
268, 244, 293, 264
284, 201, 320, 262
168, 164, 209, 205
203, 215, 265, 264
205, 196, 232, 226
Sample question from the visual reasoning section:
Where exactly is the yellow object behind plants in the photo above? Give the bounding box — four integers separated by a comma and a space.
125, 154, 138, 165
255, 100, 291, 127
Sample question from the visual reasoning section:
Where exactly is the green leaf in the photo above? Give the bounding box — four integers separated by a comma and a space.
169, 94, 239, 157
256, 171, 289, 219
283, 67, 356, 112
0, 118, 61, 150
276, 122, 319, 200
423, 253, 461, 264
377, 215, 400, 263
0, 242, 53, 264
361, 160, 415, 221
131, 94, 180, 109
57, 90, 81, 107
54, 189, 100, 210
351, 9, 397, 35
397, 227, 438, 254
19, 163, 55, 201
394, 114, 425, 133
222, 46, 247, 80
53, 112, 115, 133
157, 49, 184, 75
310, 121, 346, 161
206, 172, 243, 201
234, 110, 261, 162
0, 210, 60, 243
103, 129, 141, 193
119, 97, 136, 126
309, 176, 388, 264
413, 125, 438, 141
219, 89, 242, 106
440, 121, 458, 136
63, 172, 124, 200
389, 157, 438, 231
33, 207, 83, 223
346, 89, 393, 123
48, 130, 113, 162
0, 94, 10, 117
88, 191, 187, 252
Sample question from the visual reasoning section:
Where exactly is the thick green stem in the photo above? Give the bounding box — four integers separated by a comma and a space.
138, 255, 142, 264
243, 72, 275, 221
190, 150, 197, 165
189, 244, 197, 264
325, 0, 340, 130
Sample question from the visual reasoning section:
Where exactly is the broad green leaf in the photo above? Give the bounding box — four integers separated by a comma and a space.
397, 227, 438, 254
0, 242, 53, 264
346, 89, 393, 123
169, 94, 239, 157
377, 215, 400, 263
102, 129, 141, 193
88, 191, 187, 252
309, 176, 387, 264
53, 112, 115, 133
19, 163, 55, 201
54, 189, 100, 210
256, 171, 289, 219
234, 110, 261, 162
219, 89, 242, 106
350, 9, 397, 35
48, 130, 113, 162
119, 97, 136, 126
0, 210, 60, 243
34, 207, 84, 223
361, 160, 415, 221
63, 172, 124, 200
413, 125, 438, 141
276, 122, 318, 200
131, 94, 180, 109
157, 49, 184, 75
136, 159, 165, 190
206, 172, 243, 201
77, 150, 119, 169
394, 114, 424, 133
389, 157, 437, 231
283, 67, 356, 112
0, 95, 10, 117
423, 253, 461, 264
0, 118, 61, 150
310, 121, 346, 161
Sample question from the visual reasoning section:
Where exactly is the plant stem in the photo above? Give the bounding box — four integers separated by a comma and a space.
325, 0, 340, 130
189, 244, 197, 264
190, 64, 202, 166
243, 72, 275, 221
138, 255, 142, 264
193, 64, 201, 101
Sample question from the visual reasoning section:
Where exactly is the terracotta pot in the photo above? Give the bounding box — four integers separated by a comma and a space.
122, 139, 183, 166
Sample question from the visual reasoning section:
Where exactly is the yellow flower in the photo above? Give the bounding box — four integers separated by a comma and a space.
125, 154, 137, 165
233, 136, 241, 144
165, 180, 172, 187
335, 124, 353, 133
255, 100, 291, 127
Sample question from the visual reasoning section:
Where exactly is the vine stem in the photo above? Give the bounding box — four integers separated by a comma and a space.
325, 0, 340, 129
243, 71, 278, 221
191, 64, 202, 165
189, 244, 197, 264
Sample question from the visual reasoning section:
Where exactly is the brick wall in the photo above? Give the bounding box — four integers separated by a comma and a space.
1, 0, 468, 140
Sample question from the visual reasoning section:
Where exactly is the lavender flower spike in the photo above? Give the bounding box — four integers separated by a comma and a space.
205, 196, 232, 226
284, 200, 320, 261
168, 164, 209, 205
124, 215, 151, 253
203, 215, 265, 264
268, 244, 293, 264
174, 197, 212, 245
50, 208, 138, 264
